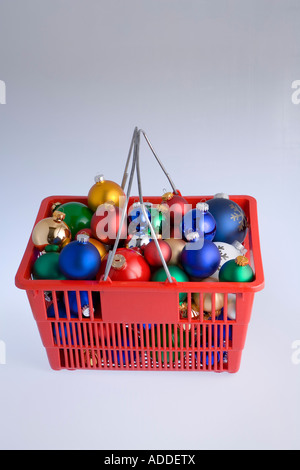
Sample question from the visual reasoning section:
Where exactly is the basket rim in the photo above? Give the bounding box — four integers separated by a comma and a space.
15, 194, 265, 294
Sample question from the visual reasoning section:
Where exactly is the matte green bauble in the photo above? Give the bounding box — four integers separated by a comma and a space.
32, 252, 67, 280
53, 202, 93, 239
219, 256, 254, 282
151, 265, 189, 302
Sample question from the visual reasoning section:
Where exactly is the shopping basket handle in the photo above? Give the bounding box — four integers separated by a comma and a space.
102, 127, 175, 283
121, 128, 179, 196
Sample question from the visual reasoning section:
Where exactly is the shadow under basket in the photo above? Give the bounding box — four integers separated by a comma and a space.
15, 194, 264, 373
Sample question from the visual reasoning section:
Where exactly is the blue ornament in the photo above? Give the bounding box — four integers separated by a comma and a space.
197, 350, 221, 367
110, 328, 136, 365
128, 202, 151, 235
66, 291, 94, 318
47, 301, 78, 319
47, 302, 79, 345
181, 239, 221, 279
181, 202, 216, 242
207, 193, 248, 244
52, 322, 80, 346
59, 234, 101, 280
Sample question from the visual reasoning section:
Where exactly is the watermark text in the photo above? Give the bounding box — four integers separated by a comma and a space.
0, 80, 6, 104
291, 80, 300, 105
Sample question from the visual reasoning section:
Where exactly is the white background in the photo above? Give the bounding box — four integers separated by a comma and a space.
0, 0, 299, 450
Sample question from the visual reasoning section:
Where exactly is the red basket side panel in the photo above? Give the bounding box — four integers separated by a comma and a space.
100, 290, 179, 323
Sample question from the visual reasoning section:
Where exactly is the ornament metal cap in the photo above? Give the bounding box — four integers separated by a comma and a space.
235, 255, 249, 267
112, 254, 127, 270
196, 202, 209, 212
162, 191, 174, 201
156, 203, 169, 214
52, 210, 66, 222
232, 240, 247, 255
82, 306, 90, 318
213, 193, 229, 199
77, 233, 89, 244
101, 200, 116, 210
51, 202, 62, 213
94, 174, 105, 184
186, 231, 200, 242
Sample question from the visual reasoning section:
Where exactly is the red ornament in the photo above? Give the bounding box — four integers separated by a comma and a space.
143, 239, 172, 267
76, 228, 93, 238
91, 202, 127, 246
99, 248, 151, 281
161, 192, 190, 224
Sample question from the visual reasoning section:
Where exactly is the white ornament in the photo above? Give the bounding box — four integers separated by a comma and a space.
211, 240, 247, 280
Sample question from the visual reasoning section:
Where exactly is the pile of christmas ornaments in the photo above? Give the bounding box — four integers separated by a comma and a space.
31, 174, 254, 321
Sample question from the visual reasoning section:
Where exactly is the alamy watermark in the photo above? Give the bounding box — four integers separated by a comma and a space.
0, 340, 6, 365
291, 340, 300, 365
291, 80, 300, 105
0, 80, 6, 104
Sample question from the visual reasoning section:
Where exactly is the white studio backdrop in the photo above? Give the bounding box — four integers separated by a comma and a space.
0, 0, 299, 450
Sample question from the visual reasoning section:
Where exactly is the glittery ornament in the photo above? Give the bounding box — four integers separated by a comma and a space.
207, 193, 248, 244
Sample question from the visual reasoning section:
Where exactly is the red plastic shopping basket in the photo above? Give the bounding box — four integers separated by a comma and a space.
15, 129, 264, 373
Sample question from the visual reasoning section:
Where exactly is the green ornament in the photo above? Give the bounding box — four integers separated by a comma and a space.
219, 256, 254, 282
149, 205, 169, 237
152, 265, 189, 302
145, 325, 192, 364
44, 244, 60, 253
32, 252, 67, 280
54, 202, 93, 239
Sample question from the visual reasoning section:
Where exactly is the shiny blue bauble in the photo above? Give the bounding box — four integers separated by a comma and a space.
128, 202, 151, 234
47, 301, 79, 345
110, 328, 136, 365
181, 239, 221, 279
196, 351, 220, 367
66, 291, 94, 318
207, 194, 248, 244
47, 301, 75, 319
59, 235, 101, 280
181, 203, 216, 242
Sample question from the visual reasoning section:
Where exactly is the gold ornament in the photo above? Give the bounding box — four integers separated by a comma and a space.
164, 238, 186, 265
87, 174, 125, 212
162, 192, 174, 202
32, 211, 71, 251
192, 277, 225, 314
179, 302, 200, 320
83, 350, 99, 368
88, 238, 108, 260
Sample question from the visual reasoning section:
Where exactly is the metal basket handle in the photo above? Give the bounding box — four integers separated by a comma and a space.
102, 127, 177, 283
